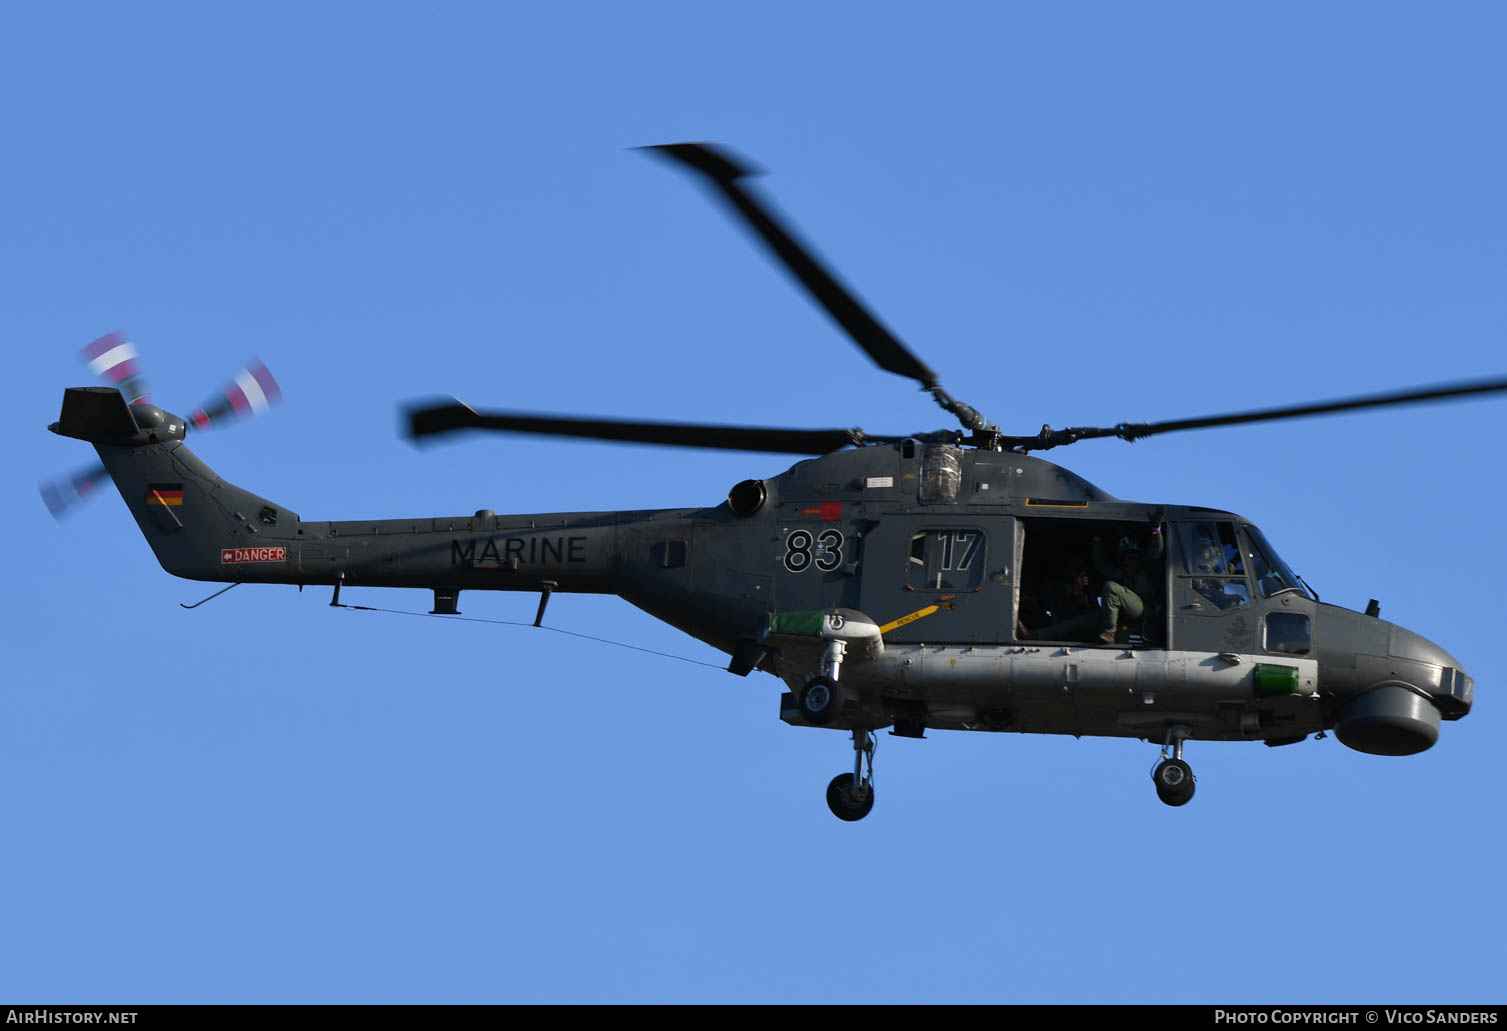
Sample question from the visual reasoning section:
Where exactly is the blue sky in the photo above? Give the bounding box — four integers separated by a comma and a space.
5, 2, 1505, 1004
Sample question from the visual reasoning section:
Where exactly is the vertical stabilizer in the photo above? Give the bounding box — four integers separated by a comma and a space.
51, 387, 299, 583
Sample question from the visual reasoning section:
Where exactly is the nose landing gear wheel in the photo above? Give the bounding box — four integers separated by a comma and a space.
826, 773, 874, 821
1153, 758, 1196, 807
798, 675, 840, 725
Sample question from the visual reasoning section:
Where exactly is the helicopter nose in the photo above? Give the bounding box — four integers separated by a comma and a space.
1328, 617, 1473, 756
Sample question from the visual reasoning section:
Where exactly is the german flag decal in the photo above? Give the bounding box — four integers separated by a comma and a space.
146, 484, 184, 507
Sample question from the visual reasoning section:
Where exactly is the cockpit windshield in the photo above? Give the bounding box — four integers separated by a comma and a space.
1243, 525, 1313, 599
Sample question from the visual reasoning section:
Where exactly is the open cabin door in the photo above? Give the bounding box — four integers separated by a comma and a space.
857, 515, 1016, 643
1014, 514, 1170, 648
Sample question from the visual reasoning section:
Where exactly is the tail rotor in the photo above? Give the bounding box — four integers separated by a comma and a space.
188, 358, 281, 430
41, 333, 282, 520
38, 463, 111, 520
79, 331, 150, 405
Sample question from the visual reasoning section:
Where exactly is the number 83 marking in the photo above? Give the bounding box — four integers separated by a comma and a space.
783, 529, 844, 573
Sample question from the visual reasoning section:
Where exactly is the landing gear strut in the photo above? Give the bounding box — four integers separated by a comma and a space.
797, 639, 849, 726
1152, 725, 1196, 807
826, 728, 876, 821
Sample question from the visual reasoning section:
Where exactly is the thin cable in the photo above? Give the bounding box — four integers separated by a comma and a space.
332, 601, 728, 671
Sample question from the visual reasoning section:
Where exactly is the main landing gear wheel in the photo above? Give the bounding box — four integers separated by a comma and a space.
1152, 758, 1195, 807
798, 675, 841, 725
824, 728, 877, 821
826, 773, 874, 821
1152, 725, 1196, 807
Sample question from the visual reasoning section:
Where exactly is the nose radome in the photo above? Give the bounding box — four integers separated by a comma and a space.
1332, 622, 1470, 757
1334, 685, 1440, 756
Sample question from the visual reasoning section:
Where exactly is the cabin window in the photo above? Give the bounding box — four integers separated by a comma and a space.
906, 528, 986, 590
653, 539, 687, 568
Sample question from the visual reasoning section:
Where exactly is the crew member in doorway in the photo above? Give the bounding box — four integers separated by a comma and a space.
1028, 555, 1101, 642
1091, 530, 1163, 644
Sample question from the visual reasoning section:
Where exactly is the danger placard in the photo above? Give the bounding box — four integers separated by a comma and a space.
221, 546, 286, 564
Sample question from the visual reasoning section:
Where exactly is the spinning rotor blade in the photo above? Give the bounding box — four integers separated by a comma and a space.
45, 331, 146, 520
39, 464, 110, 521
644, 143, 993, 433
79, 331, 149, 404
405, 400, 877, 455
1011, 375, 1507, 452
188, 358, 281, 430
644, 144, 933, 385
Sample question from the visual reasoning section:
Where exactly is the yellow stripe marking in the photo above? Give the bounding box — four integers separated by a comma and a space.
880, 605, 939, 635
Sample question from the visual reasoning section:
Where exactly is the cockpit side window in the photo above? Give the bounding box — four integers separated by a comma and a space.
1218, 523, 1245, 575
1184, 522, 1223, 575
1182, 520, 1244, 576
1265, 611, 1312, 654
1178, 520, 1252, 612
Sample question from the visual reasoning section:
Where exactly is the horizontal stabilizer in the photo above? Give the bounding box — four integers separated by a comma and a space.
49, 387, 140, 443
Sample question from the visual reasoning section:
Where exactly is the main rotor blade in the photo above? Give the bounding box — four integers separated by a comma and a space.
1010, 375, 1507, 451
644, 143, 937, 388
405, 401, 872, 455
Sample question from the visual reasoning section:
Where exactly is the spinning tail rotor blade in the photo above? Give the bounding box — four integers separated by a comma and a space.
188, 358, 282, 430
643, 143, 994, 433
79, 331, 150, 404
39, 464, 110, 521
47, 331, 145, 519
405, 400, 878, 455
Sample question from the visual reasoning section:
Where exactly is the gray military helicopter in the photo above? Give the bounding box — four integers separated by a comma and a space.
45, 143, 1500, 821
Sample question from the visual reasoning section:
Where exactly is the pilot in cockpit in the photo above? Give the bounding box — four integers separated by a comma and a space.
1192, 535, 1227, 575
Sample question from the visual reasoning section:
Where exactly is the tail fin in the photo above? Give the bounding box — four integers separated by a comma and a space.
51, 387, 300, 583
